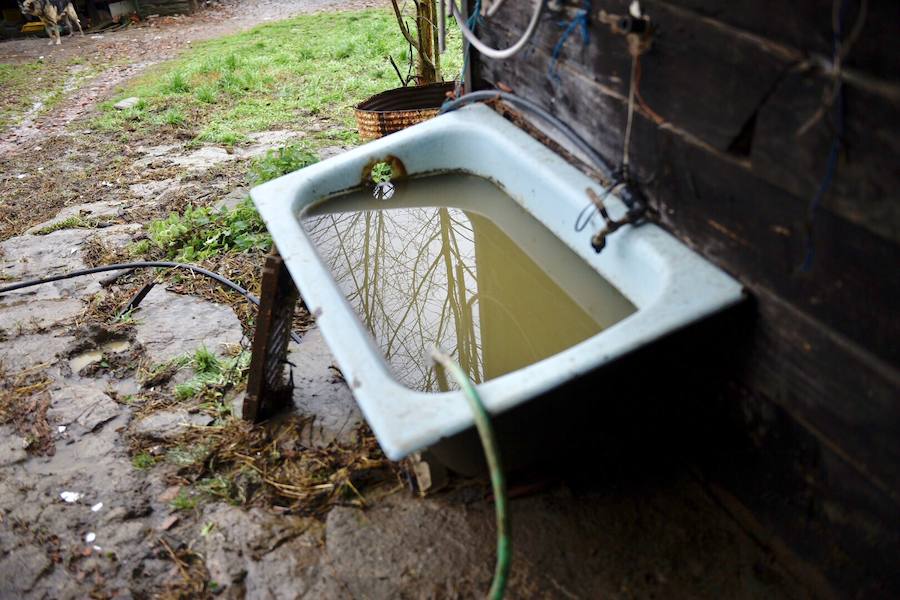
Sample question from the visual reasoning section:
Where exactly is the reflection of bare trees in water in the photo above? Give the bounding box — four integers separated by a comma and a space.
304, 206, 482, 392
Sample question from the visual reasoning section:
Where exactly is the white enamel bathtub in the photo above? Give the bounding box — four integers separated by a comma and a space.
251, 104, 744, 460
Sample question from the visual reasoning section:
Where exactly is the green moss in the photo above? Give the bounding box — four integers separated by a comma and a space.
132, 452, 156, 469
32, 216, 94, 235
170, 488, 199, 511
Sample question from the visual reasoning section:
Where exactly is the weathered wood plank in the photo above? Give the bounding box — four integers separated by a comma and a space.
472, 0, 900, 591
739, 287, 900, 498
477, 13, 900, 367
752, 72, 900, 242
481, 0, 789, 151
479, 0, 900, 244
700, 377, 900, 596
646, 111, 900, 368
478, 56, 900, 369
654, 0, 900, 80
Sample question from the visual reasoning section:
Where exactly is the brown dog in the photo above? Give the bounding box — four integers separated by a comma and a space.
19, 0, 83, 46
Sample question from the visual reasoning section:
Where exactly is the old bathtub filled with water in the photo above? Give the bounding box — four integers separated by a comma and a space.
251, 104, 744, 461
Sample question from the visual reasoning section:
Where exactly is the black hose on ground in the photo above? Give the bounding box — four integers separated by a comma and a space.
0, 261, 301, 344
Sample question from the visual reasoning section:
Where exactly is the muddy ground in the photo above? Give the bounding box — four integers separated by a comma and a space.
0, 2, 825, 599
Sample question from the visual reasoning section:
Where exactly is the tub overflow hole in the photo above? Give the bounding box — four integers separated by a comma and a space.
371, 161, 395, 200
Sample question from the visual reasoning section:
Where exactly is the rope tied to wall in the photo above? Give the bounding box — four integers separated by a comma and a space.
547, 0, 591, 84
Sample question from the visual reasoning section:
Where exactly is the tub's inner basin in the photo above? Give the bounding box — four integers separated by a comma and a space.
302, 173, 636, 392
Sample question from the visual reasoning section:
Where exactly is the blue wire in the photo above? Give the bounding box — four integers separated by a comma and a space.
801, 0, 848, 272
800, 95, 843, 272
547, 0, 591, 84
456, 0, 483, 96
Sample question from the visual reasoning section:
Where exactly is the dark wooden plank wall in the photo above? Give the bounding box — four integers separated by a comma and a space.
137, 0, 199, 16
471, 0, 899, 595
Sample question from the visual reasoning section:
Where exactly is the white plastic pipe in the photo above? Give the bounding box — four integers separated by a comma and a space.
447, 0, 545, 60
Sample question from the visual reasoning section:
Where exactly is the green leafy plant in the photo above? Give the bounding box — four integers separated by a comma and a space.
370, 161, 393, 184
148, 198, 271, 261
251, 143, 318, 184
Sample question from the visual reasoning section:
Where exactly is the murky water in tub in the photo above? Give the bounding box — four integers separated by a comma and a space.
302, 173, 636, 392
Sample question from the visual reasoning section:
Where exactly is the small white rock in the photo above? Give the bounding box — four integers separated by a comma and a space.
57, 425, 67, 433
91, 502, 103, 512
113, 97, 141, 111
60, 491, 82, 503
85, 532, 96, 543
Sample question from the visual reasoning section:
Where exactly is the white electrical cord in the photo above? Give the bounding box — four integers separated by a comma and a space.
447, 0, 545, 60
485, 0, 508, 17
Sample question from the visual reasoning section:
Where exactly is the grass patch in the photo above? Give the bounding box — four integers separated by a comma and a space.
93, 9, 463, 144
173, 346, 250, 411
156, 108, 186, 127
170, 488, 199, 511
139, 354, 192, 387
132, 451, 156, 469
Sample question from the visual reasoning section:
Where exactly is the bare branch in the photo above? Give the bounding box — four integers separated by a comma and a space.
390, 0, 421, 53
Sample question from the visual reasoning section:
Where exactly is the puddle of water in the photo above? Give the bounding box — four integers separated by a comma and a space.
302, 173, 636, 392
69, 339, 130, 372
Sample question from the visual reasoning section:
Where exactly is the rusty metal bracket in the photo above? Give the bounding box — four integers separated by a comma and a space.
243, 252, 299, 422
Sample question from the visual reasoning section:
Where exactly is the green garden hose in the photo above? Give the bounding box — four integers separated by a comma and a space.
431, 349, 510, 600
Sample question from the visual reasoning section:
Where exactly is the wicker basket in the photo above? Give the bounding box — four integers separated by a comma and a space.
355, 82, 455, 141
